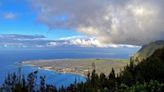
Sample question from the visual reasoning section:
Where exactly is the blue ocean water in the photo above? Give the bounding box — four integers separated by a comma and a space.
0, 47, 139, 88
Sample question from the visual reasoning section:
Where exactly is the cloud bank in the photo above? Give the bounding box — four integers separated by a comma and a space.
0, 34, 139, 48
0, 34, 46, 40
34, 0, 164, 45
0, 34, 50, 48
69, 38, 139, 48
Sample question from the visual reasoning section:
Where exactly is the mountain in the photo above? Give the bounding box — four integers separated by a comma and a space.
132, 40, 164, 62
135, 46, 164, 82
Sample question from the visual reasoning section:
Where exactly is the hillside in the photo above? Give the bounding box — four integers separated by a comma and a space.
132, 40, 164, 62
131, 46, 164, 83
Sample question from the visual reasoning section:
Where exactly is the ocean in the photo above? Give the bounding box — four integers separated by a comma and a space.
0, 47, 139, 88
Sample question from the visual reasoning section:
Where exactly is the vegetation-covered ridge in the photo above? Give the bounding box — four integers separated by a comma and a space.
132, 40, 164, 62
1, 47, 164, 92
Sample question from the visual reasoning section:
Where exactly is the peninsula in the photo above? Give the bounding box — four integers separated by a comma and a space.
23, 59, 129, 76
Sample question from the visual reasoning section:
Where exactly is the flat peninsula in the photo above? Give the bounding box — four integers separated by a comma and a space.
23, 59, 129, 76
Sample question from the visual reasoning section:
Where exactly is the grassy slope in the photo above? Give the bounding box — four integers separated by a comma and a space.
132, 40, 164, 62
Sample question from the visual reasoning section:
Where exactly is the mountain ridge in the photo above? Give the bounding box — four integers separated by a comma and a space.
132, 40, 164, 62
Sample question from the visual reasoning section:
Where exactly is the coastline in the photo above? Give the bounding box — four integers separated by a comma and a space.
22, 58, 129, 77
23, 63, 87, 77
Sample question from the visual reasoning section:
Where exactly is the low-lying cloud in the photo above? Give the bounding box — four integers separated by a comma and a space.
0, 34, 46, 40
0, 34, 50, 48
69, 38, 139, 48
34, 0, 164, 45
0, 34, 139, 48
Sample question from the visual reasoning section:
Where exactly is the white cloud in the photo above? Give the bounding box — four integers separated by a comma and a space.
49, 36, 140, 48
69, 38, 103, 47
69, 38, 140, 48
34, 0, 164, 45
46, 42, 57, 47
3, 12, 16, 20
58, 35, 90, 40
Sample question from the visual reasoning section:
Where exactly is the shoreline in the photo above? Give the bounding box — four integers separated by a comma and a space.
23, 63, 87, 77
22, 58, 129, 77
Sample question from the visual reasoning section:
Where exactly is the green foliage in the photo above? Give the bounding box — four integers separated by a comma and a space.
0, 71, 57, 92
118, 80, 164, 92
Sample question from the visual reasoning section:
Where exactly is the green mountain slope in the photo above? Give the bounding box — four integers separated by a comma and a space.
132, 40, 164, 62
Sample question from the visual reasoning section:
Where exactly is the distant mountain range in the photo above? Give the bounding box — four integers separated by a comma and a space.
132, 40, 164, 62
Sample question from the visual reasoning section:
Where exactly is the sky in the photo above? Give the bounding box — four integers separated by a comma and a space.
0, 0, 164, 48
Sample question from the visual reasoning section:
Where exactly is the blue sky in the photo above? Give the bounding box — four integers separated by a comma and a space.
0, 0, 82, 40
